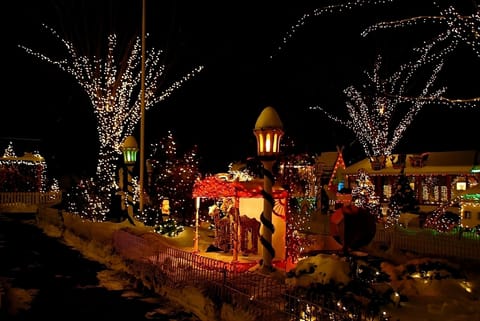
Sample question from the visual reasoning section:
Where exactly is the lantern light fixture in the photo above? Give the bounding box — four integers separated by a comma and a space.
122, 136, 139, 166
253, 106, 284, 159
471, 165, 480, 173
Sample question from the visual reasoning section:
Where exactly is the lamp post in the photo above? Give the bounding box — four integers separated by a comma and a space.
253, 106, 284, 272
139, 0, 146, 213
121, 136, 139, 225
193, 196, 200, 253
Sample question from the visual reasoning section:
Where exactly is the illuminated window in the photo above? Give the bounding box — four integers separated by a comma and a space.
422, 186, 429, 202
456, 182, 467, 191
440, 186, 448, 202
434, 186, 440, 202
383, 185, 392, 198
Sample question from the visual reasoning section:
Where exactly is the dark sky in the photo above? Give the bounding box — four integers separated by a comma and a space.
2, 0, 479, 177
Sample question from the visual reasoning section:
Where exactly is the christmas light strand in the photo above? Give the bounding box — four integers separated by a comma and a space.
361, 3, 480, 104
310, 55, 445, 158
19, 24, 204, 218
271, 0, 397, 58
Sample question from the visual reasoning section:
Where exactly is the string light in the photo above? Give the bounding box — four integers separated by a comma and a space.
310, 54, 445, 158
271, 0, 396, 58
19, 25, 204, 218
361, 2, 480, 106
0, 142, 48, 193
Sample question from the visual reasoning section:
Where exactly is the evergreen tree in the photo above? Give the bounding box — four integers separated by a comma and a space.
387, 173, 419, 228
141, 131, 200, 227
390, 174, 419, 213
351, 169, 381, 219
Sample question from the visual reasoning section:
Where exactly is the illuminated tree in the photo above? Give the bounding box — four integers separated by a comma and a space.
351, 169, 381, 219
275, 1, 478, 105
361, 1, 480, 106
20, 25, 204, 218
311, 55, 445, 158
276, 1, 478, 160
3, 142, 16, 158
386, 173, 419, 228
141, 131, 201, 226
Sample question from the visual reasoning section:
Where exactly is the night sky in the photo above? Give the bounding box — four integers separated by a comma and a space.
2, 0, 479, 177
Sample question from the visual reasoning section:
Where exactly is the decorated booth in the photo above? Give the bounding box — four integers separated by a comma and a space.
192, 176, 288, 263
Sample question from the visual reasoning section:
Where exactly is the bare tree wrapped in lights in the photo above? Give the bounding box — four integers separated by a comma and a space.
361, 1, 480, 107
311, 54, 446, 160
20, 25, 204, 219
275, 1, 479, 108
279, 1, 478, 165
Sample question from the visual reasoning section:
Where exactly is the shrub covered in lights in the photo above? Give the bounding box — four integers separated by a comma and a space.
154, 217, 184, 237
285, 254, 395, 321
62, 177, 110, 221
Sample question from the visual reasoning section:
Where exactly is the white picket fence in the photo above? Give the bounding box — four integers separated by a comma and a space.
373, 224, 480, 261
0, 191, 61, 213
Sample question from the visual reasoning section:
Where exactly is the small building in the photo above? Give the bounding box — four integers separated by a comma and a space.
192, 176, 289, 261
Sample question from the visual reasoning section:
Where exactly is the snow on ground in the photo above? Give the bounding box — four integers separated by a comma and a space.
86, 220, 480, 320
285, 252, 480, 321
22, 211, 480, 321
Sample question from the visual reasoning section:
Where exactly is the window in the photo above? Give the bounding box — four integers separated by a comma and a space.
464, 211, 471, 219
383, 185, 392, 199
456, 182, 467, 191
440, 186, 448, 202
422, 186, 429, 202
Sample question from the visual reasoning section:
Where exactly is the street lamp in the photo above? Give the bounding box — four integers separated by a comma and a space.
121, 135, 138, 225
139, 0, 146, 214
122, 136, 139, 165
253, 106, 284, 272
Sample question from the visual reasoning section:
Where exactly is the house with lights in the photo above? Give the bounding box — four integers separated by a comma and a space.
341, 150, 480, 210
0, 143, 48, 193
459, 184, 480, 228
0, 142, 60, 212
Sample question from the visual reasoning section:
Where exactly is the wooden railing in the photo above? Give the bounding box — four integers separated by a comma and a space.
0, 191, 62, 213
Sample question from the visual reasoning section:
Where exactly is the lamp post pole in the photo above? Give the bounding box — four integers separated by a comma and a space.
139, 0, 146, 213
121, 136, 139, 225
194, 197, 200, 253
253, 106, 284, 273
259, 158, 275, 269
231, 191, 240, 263
126, 162, 135, 222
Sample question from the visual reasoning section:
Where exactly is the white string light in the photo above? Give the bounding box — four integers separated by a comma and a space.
310, 54, 445, 158
362, 2, 480, 105
19, 24, 204, 217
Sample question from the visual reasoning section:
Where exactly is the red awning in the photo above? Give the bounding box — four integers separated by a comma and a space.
192, 176, 288, 199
